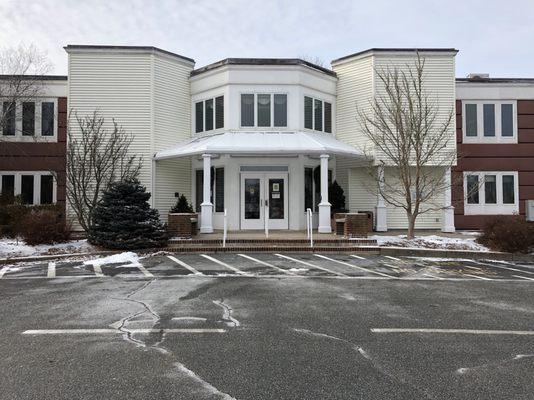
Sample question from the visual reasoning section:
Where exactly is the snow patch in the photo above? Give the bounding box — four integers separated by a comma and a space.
83, 252, 139, 267
288, 268, 309, 272
0, 238, 94, 258
370, 234, 489, 252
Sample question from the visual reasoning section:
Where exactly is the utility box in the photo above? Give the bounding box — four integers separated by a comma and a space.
527, 200, 534, 222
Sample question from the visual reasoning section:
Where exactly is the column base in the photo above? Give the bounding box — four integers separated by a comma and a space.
200, 203, 213, 233
441, 206, 455, 233
318, 203, 332, 233
375, 204, 387, 232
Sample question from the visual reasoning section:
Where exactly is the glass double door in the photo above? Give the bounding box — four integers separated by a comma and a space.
240, 173, 288, 230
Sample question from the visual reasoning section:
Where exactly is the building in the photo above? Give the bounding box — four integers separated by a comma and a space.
64, 45, 457, 233
453, 75, 534, 229
0, 76, 68, 207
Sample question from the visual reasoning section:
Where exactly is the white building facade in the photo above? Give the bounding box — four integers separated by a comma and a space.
65, 46, 458, 233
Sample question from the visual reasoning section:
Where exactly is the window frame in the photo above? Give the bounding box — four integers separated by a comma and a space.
1, 98, 58, 142
194, 95, 224, 134
303, 95, 332, 134
239, 92, 288, 129
462, 100, 517, 143
0, 171, 57, 205
304, 166, 333, 213
463, 171, 519, 215
194, 167, 225, 213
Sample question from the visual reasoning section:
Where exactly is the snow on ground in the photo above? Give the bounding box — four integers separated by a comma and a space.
0, 238, 95, 258
83, 252, 139, 267
369, 234, 489, 252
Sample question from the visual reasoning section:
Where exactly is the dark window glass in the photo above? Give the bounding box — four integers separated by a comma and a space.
244, 178, 260, 219
502, 175, 515, 204
257, 94, 271, 127
268, 178, 284, 219
467, 175, 479, 204
324, 102, 332, 133
484, 175, 497, 204
241, 94, 254, 127
501, 104, 513, 137
195, 170, 203, 212
41, 102, 54, 136
1, 175, 15, 200
215, 96, 224, 129
40, 175, 54, 204
195, 102, 203, 133
483, 104, 495, 137
273, 94, 287, 127
21, 175, 34, 204
465, 104, 477, 137
215, 168, 224, 212
2, 102, 15, 136
22, 102, 35, 136
304, 96, 313, 129
304, 167, 313, 211
314, 99, 323, 131
205, 99, 214, 131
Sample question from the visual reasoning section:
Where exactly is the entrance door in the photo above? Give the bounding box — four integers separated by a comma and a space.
240, 173, 288, 230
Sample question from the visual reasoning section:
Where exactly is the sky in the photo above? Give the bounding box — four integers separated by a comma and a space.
1, 0, 533, 77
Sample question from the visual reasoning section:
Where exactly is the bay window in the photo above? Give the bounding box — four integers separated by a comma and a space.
240, 93, 287, 128
464, 172, 518, 215
463, 101, 516, 142
304, 96, 332, 133
195, 95, 224, 133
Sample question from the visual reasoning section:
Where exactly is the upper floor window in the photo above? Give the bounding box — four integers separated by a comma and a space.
1, 99, 56, 140
463, 101, 516, 143
195, 96, 224, 133
240, 93, 287, 128
304, 96, 332, 133
464, 171, 518, 215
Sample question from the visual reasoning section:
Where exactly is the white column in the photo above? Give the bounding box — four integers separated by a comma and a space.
375, 165, 388, 232
318, 154, 332, 233
441, 167, 455, 233
200, 154, 213, 233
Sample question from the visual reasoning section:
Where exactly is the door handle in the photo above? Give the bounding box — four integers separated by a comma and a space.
265, 200, 268, 207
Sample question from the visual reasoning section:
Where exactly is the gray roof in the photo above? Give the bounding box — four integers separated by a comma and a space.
191, 58, 336, 77
0, 75, 67, 81
332, 48, 459, 63
64, 45, 195, 64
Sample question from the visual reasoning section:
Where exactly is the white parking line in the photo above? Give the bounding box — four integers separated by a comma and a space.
200, 254, 248, 275
382, 263, 401, 271
237, 254, 294, 275
92, 264, 104, 277
47, 262, 56, 278
371, 328, 534, 335
423, 273, 443, 280
22, 328, 226, 335
316, 254, 395, 278
351, 255, 366, 260
276, 254, 348, 277
463, 273, 492, 281
384, 255, 402, 261
0, 266, 10, 279
475, 261, 534, 275
134, 263, 154, 278
512, 275, 534, 281
167, 255, 203, 275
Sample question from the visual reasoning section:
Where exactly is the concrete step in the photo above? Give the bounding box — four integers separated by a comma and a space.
164, 245, 380, 254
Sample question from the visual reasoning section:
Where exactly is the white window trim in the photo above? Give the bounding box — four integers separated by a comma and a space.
193, 95, 224, 135
463, 171, 519, 215
239, 92, 288, 129
462, 100, 517, 143
303, 95, 332, 134
0, 171, 57, 205
1, 98, 58, 142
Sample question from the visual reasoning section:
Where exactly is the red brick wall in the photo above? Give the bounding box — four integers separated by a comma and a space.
452, 100, 534, 229
0, 97, 67, 205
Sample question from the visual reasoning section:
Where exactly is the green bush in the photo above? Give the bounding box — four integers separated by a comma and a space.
170, 194, 194, 213
20, 209, 71, 245
477, 216, 534, 253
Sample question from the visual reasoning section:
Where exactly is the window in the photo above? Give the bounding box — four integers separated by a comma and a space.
240, 93, 287, 128
304, 96, 332, 133
304, 166, 332, 212
2, 102, 15, 136
463, 101, 516, 142
464, 172, 518, 215
195, 96, 224, 133
41, 102, 54, 136
22, 102, 35, 136
304, 167, 314, 211
0, 172, 56, 205
195, 167, 224, 213
273, 94, 287, 127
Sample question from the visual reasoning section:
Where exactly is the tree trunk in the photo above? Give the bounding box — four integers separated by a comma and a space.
407, 213, 416, 240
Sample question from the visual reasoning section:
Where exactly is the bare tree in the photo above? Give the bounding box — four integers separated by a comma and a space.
66, 112, 142, 232
0, 44, 52, 138
358, 54, 455, 239
298, 54, 326, 68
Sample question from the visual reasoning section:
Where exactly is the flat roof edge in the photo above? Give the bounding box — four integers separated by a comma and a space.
0, 75, 67, 81
332, 48, 459, 64
64, 45, 195, 64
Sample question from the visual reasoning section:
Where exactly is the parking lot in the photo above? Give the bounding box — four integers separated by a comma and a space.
1, 252, 534, 399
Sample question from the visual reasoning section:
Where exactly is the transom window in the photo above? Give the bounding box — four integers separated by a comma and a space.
304, 96, 332, 133
240, 93, 287, 128
195, 96, 224, 134
463, 101, 517, 143
464, 171, 518, 215
0, 172, 56, 205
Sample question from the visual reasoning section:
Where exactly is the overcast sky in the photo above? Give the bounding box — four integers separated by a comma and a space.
1, 0, 533, 77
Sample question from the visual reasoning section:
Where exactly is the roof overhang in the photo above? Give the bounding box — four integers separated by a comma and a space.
154, 131, 364, 160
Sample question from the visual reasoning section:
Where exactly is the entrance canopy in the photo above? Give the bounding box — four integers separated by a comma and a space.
153, 131, 364, 160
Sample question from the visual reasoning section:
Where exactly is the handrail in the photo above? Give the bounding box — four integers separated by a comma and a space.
222, 209, 227, 247
306, 208, 313, 247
